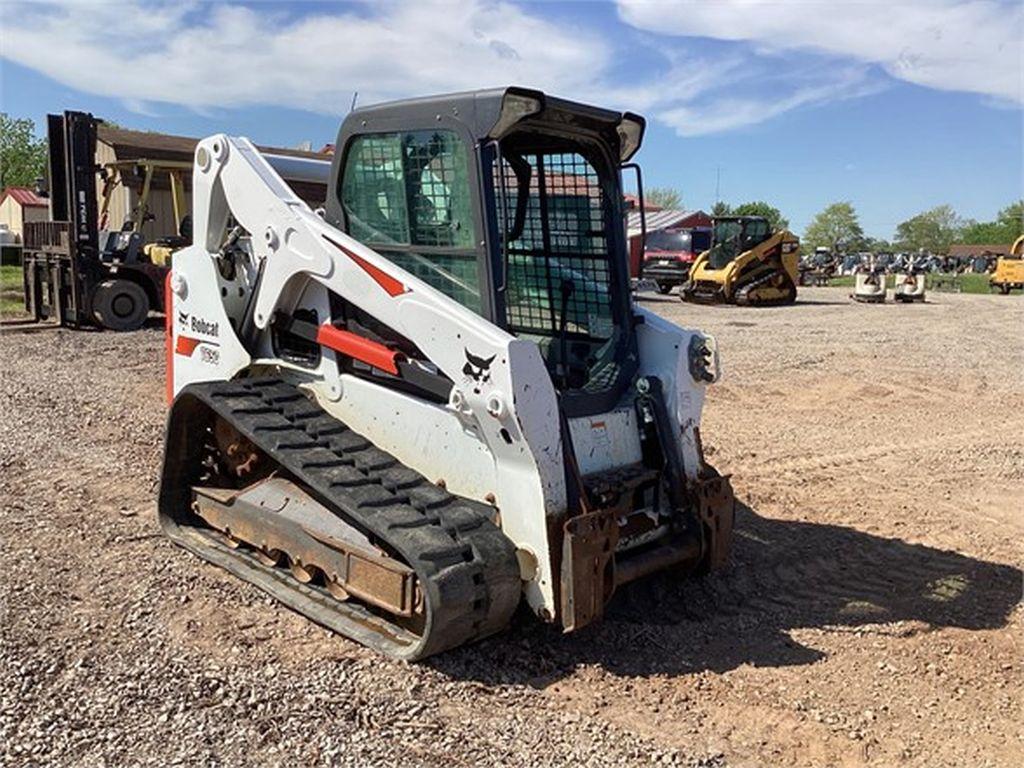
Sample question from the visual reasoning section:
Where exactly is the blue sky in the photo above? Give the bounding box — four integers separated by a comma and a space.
1, 0, 1021, 238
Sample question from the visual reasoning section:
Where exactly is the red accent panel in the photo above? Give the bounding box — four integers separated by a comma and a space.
323, 236, 409, 297
316, 324, 401, 375
175, 335, 202, 357
165, 272, 174, 404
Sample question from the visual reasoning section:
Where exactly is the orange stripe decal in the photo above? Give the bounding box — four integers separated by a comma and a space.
323, 235, 409, 297
175, 335, 202, 357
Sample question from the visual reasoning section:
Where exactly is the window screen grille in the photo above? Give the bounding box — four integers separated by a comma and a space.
495, 151, 614, 341
341, 130, 479, 310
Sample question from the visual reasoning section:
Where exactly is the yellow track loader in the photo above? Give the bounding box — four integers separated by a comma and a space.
681, 216, 800, 306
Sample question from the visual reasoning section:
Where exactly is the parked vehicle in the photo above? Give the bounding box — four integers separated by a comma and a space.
990, 236, 1024, 294
641, 227, 711, 293
852, 257, 888, 303
160, 86, 734, 660
893, 256, 928, 302
682, 216, 800, 305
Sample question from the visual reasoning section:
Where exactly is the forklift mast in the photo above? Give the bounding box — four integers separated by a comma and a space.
46, 111, 100, 258
22, 111, 103, 327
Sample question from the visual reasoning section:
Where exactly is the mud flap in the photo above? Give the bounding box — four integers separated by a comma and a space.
560, 508, 619, 632
692, 473, 736, 570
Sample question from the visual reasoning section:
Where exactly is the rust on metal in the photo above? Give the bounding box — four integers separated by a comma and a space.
213, 419, 262, 478
614, 538, 702, 585
559, 507, 619, 632
691, 472, 736, 570
192, 478, 419, 617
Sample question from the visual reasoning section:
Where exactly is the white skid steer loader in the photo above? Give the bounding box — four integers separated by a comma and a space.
159, 87, 735, 660
893, 256, 927, 302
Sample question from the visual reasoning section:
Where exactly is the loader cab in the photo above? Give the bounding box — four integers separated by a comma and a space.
706, 215, 772, 269
326, 87, 646, 415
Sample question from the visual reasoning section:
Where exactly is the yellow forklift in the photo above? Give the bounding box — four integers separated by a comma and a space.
22, 111, 193, 331
681, 215, 800, 306
98, 157, 192, 268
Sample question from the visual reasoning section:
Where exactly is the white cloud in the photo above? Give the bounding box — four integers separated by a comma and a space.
0, 0, 1017, 140
0, 0, 614, 113
617, 0, 1023, 105
658, 67, 882, 136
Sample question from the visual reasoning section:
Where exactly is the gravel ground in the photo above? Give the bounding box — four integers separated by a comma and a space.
1, 287, 1021, 767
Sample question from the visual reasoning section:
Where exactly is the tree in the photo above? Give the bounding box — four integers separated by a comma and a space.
863, 236, 893, 253
803, 202, 864, 252
895, 204, 963, 253
996, 200, 1024, 237
711, 200, 732, 217
731, 200, 789, 232
958, 200, 1023, 245
0, 113, 46, 188
645, 187, 683, 209
958, 220, 1011, 245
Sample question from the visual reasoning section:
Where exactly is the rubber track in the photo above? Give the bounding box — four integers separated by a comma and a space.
734, 267, 797, 306
159, 378, 521, 660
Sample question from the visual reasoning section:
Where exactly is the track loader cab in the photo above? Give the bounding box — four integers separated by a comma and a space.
324, 88, 644, 415
160, 87, 735, 660
681, 215, 800, 306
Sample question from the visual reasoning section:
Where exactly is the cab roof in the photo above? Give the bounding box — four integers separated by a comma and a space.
337, 86, 645, 161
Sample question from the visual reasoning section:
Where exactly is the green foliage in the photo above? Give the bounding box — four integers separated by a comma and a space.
863, 236, 892, 252
731, 201, 789, 232
1, 264, 26, 317
958, 200, 1023, 245
711, 200, 732, 217
645, 187, 683, 209
895, 204, 963, 253
0, 113, 47, 188
803, 201, 864, 252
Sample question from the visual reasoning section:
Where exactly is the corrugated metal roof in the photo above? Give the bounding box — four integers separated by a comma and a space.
0, 186, 47, 207
627, 209, 703, 239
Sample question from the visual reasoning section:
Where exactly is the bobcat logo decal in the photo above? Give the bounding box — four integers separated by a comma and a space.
463, 349, 496, 384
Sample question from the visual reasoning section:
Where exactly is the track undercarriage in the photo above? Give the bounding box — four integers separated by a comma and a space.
682, 268, 797, 307
159, 378, 521, 660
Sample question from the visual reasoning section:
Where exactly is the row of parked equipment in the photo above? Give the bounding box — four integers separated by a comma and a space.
852, 262, 928, 303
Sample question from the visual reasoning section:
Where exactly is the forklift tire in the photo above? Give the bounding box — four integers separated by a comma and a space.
92, 279, 149, 331
657, 282, 674, 295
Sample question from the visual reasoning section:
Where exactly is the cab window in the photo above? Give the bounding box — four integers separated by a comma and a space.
341, 130, 480, 311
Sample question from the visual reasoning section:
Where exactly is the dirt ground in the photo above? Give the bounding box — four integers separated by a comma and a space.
1, 287, 1021, 767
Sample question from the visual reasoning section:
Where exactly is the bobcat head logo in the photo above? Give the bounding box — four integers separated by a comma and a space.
177, 310, 189, 327
463, 349, 496, 384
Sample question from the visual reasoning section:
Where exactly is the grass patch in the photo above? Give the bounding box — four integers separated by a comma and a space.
1, 264, 27, 317
823, 273, 1000, 295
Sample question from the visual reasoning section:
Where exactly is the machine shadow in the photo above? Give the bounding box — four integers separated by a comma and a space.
430, 501, 1022, 685
792, 297, 850, 306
